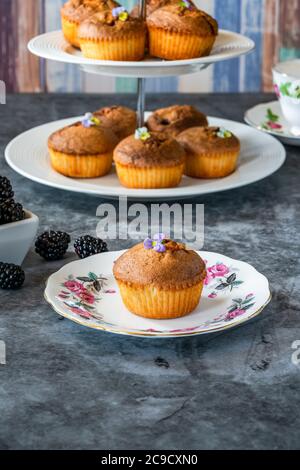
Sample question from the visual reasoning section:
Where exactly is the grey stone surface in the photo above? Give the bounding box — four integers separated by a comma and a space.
0, 93, 299, 450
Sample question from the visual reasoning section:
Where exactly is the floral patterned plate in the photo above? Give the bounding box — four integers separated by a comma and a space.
245, 101, 300, 147
44, 250, 271, 338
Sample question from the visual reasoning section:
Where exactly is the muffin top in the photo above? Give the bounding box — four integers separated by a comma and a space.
61, 0, 119, 22
147, 105, 208, 137
147, 2, 218, 36
48, 114, 118, 155
94, 106, 137, 140
113, 237, 206, 289
131, 0, 185, 18
78, 8, 146, 39
113, 128, 186, 168
177, 126, 240, 154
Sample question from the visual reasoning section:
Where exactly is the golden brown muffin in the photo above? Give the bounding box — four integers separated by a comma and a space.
113, 237, 207, 319
177, 126, 241, 179
61, 0, 120, 48
113, 128, 186, 188
78, 9, 146, 60
147, 2, 218, 60
94, 106, 137, 140
147, 105, 208, 137
131, 0, 188, 18
48, 114, 118, 178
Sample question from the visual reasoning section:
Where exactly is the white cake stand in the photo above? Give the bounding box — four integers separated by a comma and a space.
28, 0, 255, 127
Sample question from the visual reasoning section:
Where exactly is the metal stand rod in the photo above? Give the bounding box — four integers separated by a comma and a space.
137, 78, 146, 127
137, 0, 147, 127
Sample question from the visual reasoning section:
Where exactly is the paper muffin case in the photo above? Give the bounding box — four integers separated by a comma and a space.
115, 163, 184, 189
116, 280, 205, 319
61, 17, 81, 48
185, 150, 240, 179
148, 27, 216, 60
49, 148, 113, 178
79, 35, 146, 61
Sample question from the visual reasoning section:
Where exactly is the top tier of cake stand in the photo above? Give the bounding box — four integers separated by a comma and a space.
28, 29, 255, 78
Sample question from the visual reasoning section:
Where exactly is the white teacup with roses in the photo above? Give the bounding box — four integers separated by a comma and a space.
273, 59, 300, 136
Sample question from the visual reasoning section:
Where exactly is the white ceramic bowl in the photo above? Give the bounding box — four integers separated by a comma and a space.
0, 210, 39, 265
273, 59, 300, 136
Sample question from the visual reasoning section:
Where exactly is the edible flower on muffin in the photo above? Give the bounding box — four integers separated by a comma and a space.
144, 233, 167, 252
81, 112, 101, 128
179, 0, 194, 11
112, 6, 129, 21
216, 127, 232, 139
135, 127, 151, 141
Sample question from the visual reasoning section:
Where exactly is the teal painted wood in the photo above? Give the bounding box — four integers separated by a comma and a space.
241, 0, 263, 91
213, 0, 241, 92
45, 0, 83, 92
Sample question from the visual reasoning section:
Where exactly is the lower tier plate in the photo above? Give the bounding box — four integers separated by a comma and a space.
44, 250, 271, 338
5, 114, 286, 200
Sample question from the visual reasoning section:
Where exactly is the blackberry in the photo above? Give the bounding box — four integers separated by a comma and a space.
74, 235, 108, 259
0, 176, 14, 203
35, 231, 71, 261
0, 262, 25, 290
0, 199, 25, 225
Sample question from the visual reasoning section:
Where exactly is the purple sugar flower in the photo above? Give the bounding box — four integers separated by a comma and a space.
144, 233, 167, 252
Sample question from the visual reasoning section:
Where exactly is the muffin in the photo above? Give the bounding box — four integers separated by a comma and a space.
61, 0, 119, 48
113, 236, 206, 319
48, 113, 118, 178
147, 105, 208, 138
177, 126, 241, 178
131, 0, 185, 18
147, 2, 218, 60
94, 106, 137, 140
113, 128, 186, 189
78, 8, 146, 61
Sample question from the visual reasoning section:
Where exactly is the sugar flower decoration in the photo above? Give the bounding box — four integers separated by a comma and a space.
144, 233, 167, 253
112, 6, 129, 21
216, 127, 232, 139
81, 113, 101, 128
135, 127, 151, 142
179, 0, 193, 10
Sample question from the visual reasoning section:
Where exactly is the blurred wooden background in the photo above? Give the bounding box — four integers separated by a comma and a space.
0, 0, 299, 93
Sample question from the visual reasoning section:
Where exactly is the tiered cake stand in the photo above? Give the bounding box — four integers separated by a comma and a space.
5, 2, 286, 199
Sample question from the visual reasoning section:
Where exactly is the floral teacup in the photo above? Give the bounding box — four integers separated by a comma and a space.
273, 59, 300, 136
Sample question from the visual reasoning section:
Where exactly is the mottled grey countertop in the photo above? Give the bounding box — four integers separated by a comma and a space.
0, 93, 299, 450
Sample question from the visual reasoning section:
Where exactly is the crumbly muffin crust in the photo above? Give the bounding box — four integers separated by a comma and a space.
176, 126, 241, 154
94, 106, 137, 140
78, 10, 146, 40
147, 105, 208, 137
113, 133, 186, 168
48, 122, 118, 155
61, 0, 119, 23
147, 4, 218, 36
113, 241, 206, 289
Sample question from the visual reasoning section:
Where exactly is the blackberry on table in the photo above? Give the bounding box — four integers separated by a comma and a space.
35, 231, 71, 261
0, 199, 25, 225
74, 235, 108, 259
0, 262, 25, 290
0, 176, 14, 203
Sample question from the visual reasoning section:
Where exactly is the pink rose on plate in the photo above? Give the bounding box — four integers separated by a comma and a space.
267, 121, 282, 130
204, 269, 215, 285
208, 293, 217, 299
226, 309, 246, 321
208, 263, 230, 278
64, 280, 86, 294
80, 291, 95, 305
70, 307, 92, 319
274, 84, 280, 98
